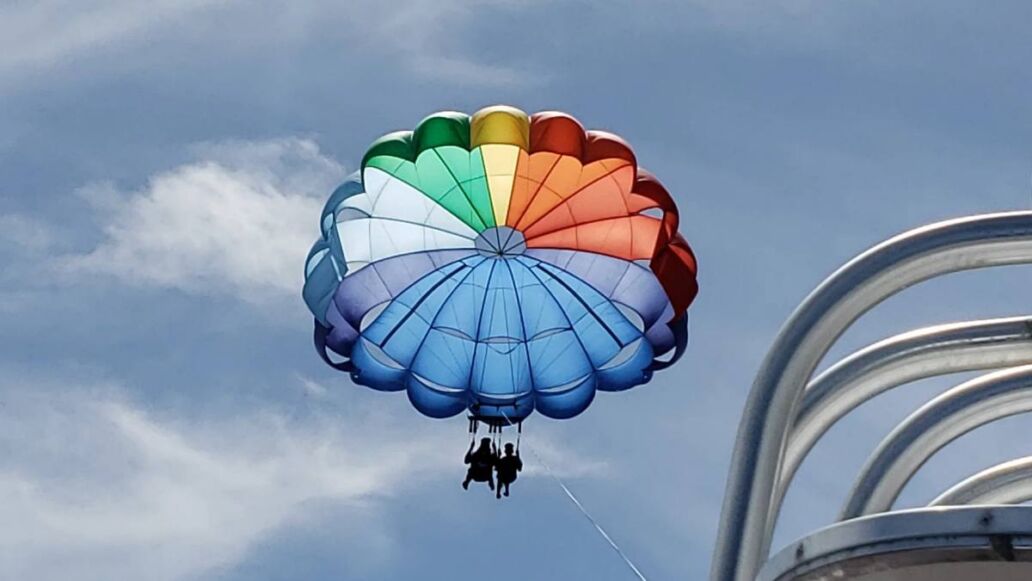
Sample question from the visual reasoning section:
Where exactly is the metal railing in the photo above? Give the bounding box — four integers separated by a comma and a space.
930, 455, 1032, 505
841, 364, 1032, 519
709, 211, 1032, 581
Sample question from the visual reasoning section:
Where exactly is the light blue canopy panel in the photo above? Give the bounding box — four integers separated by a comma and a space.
330, 252, 660, 420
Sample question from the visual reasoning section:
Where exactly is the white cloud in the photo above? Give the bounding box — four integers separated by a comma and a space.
520, 439, 611, 480
0, 0, 540, 91
64, 138, 345, 303
408, 53, 530, 88
355, 0, 541, 87
0, 374, 610, 581
0, 382, 450, 581
0, 0, 218, 74
0, 214, 54, 252
296, 374, 331, 400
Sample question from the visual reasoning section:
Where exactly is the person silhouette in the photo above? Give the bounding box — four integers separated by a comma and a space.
462, 437, 496, 490
494, 442, 522, 499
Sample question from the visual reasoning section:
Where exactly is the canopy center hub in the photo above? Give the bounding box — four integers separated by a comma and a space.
475, 226, 527, 258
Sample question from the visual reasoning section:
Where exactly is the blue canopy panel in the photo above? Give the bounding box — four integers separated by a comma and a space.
333, 249, 669, 422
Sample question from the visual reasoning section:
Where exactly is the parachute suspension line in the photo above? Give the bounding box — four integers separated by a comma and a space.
485, 422, 497, 452
498, 411, 649, 581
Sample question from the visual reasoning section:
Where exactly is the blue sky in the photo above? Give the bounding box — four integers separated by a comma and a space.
1, 1, 1030, 580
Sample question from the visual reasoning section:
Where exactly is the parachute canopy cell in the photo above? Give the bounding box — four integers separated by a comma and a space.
303, 106, 698, 423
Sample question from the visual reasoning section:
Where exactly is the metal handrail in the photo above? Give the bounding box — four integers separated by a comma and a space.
930, 456, 1032, 506
711, 211, 1032, 581
768, 316, 1032, 536
841, 365, 1032, 519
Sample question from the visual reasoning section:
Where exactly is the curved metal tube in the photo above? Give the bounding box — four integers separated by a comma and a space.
770, 316, 1032, 530
841, 365, 1032, 519
710, 211, 1032, 581
930, 456, 1032, 506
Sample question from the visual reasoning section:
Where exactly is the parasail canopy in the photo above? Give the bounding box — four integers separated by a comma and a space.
303, 106, 698, 423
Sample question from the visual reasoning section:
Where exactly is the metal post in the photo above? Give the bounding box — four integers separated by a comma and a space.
711, 211, 1032, 581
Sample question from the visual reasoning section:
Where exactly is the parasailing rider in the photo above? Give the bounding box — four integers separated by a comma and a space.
494, 442, 523, 499
462, 437, 497, 491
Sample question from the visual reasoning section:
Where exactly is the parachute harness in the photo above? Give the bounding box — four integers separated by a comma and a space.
498, 410, 649, 581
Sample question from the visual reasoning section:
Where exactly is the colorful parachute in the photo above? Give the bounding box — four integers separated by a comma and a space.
303, 106, 697, 423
